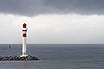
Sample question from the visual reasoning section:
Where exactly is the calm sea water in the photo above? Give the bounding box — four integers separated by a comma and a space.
0, 44, 104, 69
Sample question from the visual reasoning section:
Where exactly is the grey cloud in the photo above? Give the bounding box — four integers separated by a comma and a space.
0, 0, 104, 16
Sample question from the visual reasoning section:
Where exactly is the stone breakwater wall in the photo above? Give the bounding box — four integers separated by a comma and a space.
0, 55, 39, 61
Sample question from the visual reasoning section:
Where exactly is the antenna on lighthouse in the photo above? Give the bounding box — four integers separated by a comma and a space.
21, 23, 28, 57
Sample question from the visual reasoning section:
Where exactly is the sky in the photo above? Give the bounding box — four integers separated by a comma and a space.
0, 0, 104, 44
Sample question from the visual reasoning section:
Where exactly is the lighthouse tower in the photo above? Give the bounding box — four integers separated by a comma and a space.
21, 23, 28, 57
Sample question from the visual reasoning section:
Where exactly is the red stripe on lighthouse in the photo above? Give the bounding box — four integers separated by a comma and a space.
23, 34, 26, 37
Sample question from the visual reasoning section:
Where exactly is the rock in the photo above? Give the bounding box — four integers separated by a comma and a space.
0, 55, 39, 61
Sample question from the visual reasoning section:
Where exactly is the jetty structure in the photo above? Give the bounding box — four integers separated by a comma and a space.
0, 23, 39, 61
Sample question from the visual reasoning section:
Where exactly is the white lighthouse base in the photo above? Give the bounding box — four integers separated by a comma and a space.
20, 54, 28, 57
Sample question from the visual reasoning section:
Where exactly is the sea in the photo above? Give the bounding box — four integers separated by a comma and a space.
0, 44, 104, 69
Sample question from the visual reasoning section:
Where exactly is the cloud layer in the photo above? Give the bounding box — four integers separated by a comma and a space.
0, 0, 104, 16
0, 14, 103, 44
0, 0, 103, 44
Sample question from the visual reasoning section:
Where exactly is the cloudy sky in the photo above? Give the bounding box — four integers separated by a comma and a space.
0, 0, 104, 44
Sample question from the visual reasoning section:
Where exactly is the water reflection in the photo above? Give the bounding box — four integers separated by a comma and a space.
21, 61, 28, 69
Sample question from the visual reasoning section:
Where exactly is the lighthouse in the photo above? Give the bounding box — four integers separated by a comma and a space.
21, 23, 28, 57
0, 23, 39, 60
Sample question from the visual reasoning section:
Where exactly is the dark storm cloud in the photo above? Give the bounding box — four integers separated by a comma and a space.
0, 0, 104, 16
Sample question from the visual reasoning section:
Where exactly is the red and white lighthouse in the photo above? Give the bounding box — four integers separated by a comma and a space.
21, 23, 28, 57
